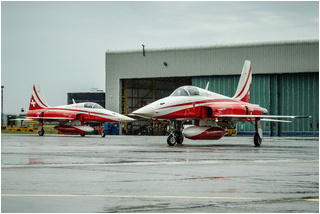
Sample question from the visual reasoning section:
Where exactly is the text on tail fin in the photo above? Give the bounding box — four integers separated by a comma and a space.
29, 84, 50, 110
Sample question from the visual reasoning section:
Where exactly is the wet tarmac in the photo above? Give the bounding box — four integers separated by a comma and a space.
1, 134, 319, 213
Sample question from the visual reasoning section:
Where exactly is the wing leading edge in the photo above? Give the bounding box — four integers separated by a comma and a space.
215, 115, 311, 123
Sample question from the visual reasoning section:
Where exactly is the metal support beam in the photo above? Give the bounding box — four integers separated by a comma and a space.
121, 80, 128, 134
153, 79, 155, 102
1, 86, 4, 128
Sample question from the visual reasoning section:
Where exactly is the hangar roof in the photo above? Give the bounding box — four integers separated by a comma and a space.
106, 39, 318, 78
105, 39, 318, 112
106, 39, 318, 54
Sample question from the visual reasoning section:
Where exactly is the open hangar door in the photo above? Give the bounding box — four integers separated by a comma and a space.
121, 77, 191, 135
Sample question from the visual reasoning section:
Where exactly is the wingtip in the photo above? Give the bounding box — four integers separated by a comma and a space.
295, 116, 312, 118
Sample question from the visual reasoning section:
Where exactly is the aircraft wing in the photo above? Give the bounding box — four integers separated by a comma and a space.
261, 118, 292, 123
15, 117, 76, 122
216, 115, 310, 119
27, 117, 75, 120
9, 118, 34, 121
215, 115, 310, 123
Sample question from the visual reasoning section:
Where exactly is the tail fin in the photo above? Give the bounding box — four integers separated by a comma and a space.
29, 84, 50, 110
233, 60, 252, 103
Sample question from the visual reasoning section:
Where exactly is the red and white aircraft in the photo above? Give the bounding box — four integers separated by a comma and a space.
22, 84, 134, 137
132, 60, 309, 146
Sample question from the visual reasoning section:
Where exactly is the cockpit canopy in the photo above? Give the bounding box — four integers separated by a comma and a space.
84, 102, 104, 109
170, 86, 200, 96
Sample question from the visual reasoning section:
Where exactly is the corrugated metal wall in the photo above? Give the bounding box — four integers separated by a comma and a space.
192, 72, 319, 136
106, 40, 319, 118
277, 73, 319, 135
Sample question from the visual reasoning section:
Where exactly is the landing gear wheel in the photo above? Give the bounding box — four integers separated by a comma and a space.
101, 130, 106, 138
167, 134, 176, 146
80, 134, 85, 137
254, 133, 262, 147
38, 128, 44, 136
175, 132, 184, 145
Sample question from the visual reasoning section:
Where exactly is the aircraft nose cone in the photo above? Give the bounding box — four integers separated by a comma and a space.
131, 105, 154, 118
120, 115, 135, 122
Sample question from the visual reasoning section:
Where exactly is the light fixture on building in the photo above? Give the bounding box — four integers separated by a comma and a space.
142, 44, 145, 56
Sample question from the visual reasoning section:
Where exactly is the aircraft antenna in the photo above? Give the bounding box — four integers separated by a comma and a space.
205, 82, 210, 91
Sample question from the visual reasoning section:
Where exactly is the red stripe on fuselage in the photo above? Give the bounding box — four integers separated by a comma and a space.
158, 98, 248, 110
153, 97, 262, 120
157, 99, 236, 110
27, 107, 118, 122
50, 108, 114, 117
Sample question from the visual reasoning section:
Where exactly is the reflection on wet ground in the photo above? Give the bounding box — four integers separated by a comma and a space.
1, 134, 319, 212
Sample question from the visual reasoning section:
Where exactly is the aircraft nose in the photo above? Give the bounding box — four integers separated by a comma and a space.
131, 105, 154, 118
119, 115, 135, 122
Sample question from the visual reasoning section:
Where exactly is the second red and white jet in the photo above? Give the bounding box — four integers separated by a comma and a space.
23, 84, 134, 137
131, 60, 309, 146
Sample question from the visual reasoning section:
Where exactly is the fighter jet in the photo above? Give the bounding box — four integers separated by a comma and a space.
23, 84, 134, 137
131, 60, 309, 146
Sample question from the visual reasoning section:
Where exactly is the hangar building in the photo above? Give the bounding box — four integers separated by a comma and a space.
105, 40, 319, 136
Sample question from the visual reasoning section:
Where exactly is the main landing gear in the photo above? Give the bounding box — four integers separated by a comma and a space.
167, 121, 184, 146
253, 118, 263, 147
38, 128, 44, 136
80, 123, 106, 137
101, 123, 106, 138
38, 120, 44, 136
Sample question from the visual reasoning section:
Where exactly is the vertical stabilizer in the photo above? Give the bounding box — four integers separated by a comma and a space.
233, 60, 252, 103
29, 84, 50, 110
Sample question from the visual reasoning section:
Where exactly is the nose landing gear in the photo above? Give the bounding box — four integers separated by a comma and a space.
167, 121, 184, 146
38, 120, 44, 136
254, 118, 263, 147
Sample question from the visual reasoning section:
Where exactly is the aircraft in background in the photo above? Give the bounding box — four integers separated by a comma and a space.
21, 84, 134, 137
131, 60, 310, 146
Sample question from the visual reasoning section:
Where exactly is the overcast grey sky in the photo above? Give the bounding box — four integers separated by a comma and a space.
1, 1, 319, 115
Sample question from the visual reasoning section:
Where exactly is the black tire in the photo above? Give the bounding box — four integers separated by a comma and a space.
80, 133, 85, 137
101, 130, 106, 138
167, 134, 176, 146
38, 128, 44, 136
254, 133, 262, 147
176, 132, 184, 145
